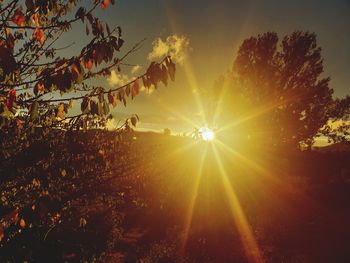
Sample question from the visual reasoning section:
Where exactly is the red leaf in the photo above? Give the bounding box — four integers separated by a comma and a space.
132, 78, 139, 99
0, 226, 4, 242
6, 89, 16, 109
12, 7, 26, 27
33, 28, 45, 44
84, 58, 93, 70
101, 0, 110, 9
19, 218, 26, 228
71, 63, 80, 80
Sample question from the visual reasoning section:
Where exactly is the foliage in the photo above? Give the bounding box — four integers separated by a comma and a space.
0, 0, 176, 135
0, 0, 177, 259
212, 31, 349, 149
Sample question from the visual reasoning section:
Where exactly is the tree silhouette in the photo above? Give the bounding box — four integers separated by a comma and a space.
213, 31, 349, 149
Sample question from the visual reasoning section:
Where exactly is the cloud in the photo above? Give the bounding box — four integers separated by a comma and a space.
131, 65, 142, 74
148, 35, 190, 64
107, 70, 131, 87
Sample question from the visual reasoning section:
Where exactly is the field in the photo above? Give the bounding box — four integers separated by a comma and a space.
1, 130, 349, 262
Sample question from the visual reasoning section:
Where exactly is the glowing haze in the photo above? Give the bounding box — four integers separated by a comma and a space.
66, 0, 350, 137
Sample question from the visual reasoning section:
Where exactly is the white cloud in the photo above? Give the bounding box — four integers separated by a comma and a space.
107, 70, 131, 87
148, 35, 190, 64
131, 65, 142, 74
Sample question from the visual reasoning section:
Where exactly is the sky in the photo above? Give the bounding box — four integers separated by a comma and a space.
63, 0, 350, 134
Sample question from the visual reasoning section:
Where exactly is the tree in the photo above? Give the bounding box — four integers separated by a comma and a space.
212, 31, 349, 150
0, 0, 176, 155
0, 0, 176, 256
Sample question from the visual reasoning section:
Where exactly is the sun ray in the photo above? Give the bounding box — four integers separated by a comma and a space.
211, 144, 264, 263
179, 143, 208, 260
217, 92, 305, 134
161, 3, 207, 127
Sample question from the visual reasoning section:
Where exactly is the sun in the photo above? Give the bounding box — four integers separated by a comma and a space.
199, 127, 215, 141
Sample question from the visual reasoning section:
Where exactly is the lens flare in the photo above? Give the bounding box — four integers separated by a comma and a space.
200, 127, 215, 141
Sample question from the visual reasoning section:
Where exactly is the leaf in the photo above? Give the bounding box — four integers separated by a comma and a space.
56, 103, 65, 120
130, 116, 137, 127
86, 13, 93, 25
101, 0, 110, 9
125, 84, 131, 97
33, 28, 45, 44
81, 97, 90, 113
98, 101, 103, 116
84, 58, 93, 70
103, 101, 110, 115
19, 218, 26, 228
132, 78, 139, 99
90, 100, 98, 115
0, 226, 4, 242
61, 169, 67, 177
75, 7, 85, 22
71, 63, 81, 81
118, 88, 125, 101
8, 208, 19, 224
6, 89, 16, 109
161, 64, 168, 86
31, 13, 39, 26
106, 23, 111, 35
79, 217, 87, 227
12, 7, 26, 27
34, 81, 45, 95
108, 91, 117, 107
86, 24, 90, 35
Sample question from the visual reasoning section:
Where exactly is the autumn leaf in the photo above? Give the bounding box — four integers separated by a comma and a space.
19, 218, 26, 228
125, 84, 131, 97
0, 226, 4, 242
118, 88, 125, 101
12, 7, 26, 27
81, 97, 90, 113
90, 100, 98, 115
33, 28, 45, 44
16, 119, 24, 128
132, 78, 139, 99
108, 91, 117, 107
56, 103, 65, 120
71, 63, 81, 81
32, 178, 40, 187
31, 13, 39, 26
103, 101, 110, 114
6, 89, 16, 109
131, 116, 137, 127
84, 58, 93, 70
79, 217, 87, 227
34, 81, 45, 95
8, 208, 19, 224
101, 0, 110, 9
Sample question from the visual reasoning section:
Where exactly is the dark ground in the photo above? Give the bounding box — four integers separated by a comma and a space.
1, 131, 350, 262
